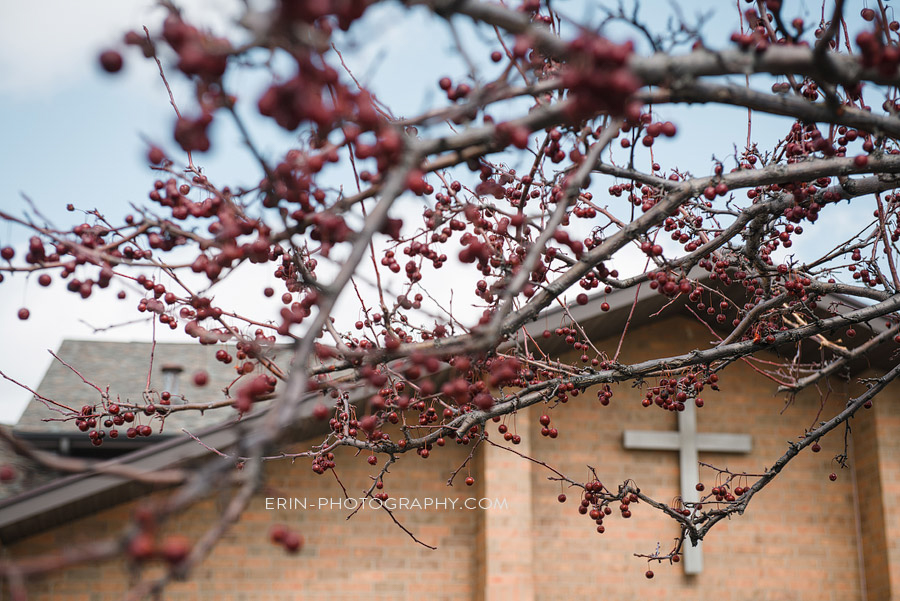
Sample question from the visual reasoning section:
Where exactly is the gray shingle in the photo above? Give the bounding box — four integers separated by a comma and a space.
16, 339, 288, 435
0, 444, 61, 501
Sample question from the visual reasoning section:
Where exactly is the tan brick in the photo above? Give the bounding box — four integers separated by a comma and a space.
9, 316, 893, 600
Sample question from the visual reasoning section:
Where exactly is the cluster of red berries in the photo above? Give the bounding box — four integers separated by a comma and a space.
699, 481, 748, 504
161, 15, 230, 81
542, 128, 570, 164
538, 413, 558, 438
577, 264, 613, 293
597, 385, 614, 406
562, 34, 641, 122
269, 524, 304, 554
702, 182, 730, 201
311, 452, 336, 475
129, 533, 192, 565
75, 403, 145, 446
550, 228, 585, 260
258, 54, 361, 133
641, 374, 713, 411
438, 77, 472, 102
496, 423, 522, 445
277, 291, 321, 336
148, 177, 220, 221
857, 22, 900, 75
620, 117, 677, 149
232, 374, 277, 413
572, 480, 636, 534
542, 326, 602, 367
729, 9, 776, 52
647, 271, 696, 298
662, 214, 705, 252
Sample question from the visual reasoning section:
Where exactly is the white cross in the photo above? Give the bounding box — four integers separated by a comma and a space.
622, 401, 752, 574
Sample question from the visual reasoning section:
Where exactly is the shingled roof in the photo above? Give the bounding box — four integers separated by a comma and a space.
0, 338, 290, 509
16, 339, 259, 435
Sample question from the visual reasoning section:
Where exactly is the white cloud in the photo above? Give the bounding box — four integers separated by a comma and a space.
0, 0, 244, 98
0, 2, 154, 96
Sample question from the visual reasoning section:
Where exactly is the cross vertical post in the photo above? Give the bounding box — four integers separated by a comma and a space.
623, 401, 752, 574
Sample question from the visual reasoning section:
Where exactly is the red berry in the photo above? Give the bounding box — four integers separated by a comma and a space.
405, 170, 428, 195
270, 524, 287, 544
829, 472, 837, 481
0, 247, 13, 260
193, 370, 209, 386
17, 308, 29, 320
0, 465, 15, 482
159, 535, 190, 564
645, 570, 654, 579
283, 531, 303, 553
148, 146, 166, 164
576, 293, 588, 305
99, 49, 124, 73
465, 476, 475, 486
128, 534, 155, 561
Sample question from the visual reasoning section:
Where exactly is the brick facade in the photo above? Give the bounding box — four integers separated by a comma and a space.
6, 316, 895, 600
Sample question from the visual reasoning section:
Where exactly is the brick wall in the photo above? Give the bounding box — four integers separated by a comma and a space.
852, 376, 891, 600
854, 376, 900, 600
9, 315, 889, 600
13, 435, 483, 601
878, 379, 900, 598
524, 316, 865, 601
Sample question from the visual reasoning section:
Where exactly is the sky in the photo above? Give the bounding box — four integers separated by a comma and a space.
0, 0, 868, 424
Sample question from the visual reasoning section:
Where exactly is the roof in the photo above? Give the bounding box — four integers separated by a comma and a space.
0, 277, 894, 542
16, 339, 268, 435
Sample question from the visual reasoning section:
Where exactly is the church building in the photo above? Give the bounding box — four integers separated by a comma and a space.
1, 283, 898, 600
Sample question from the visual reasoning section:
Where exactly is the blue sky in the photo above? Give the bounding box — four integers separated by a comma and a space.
0, 0, 869, 424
